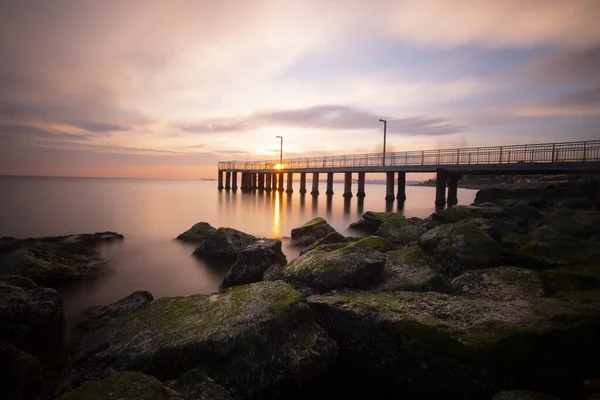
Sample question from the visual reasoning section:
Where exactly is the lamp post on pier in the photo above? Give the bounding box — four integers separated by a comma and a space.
379, 119, 387, 166
276, 136, 283, 166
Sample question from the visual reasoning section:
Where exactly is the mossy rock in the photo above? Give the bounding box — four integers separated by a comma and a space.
308, 290, 600, 398
431, 205, 482, 223
192, 227, 257, 264
176, 222, 217, 243
551, 290, 600, 304
451, 267, 545, 301
168, 369, 233, 400
70, 281, 336, 399
374, 246, 449, 292
533, 210, 600, 240
291, 217, 336, 246
375, 219, 427, 245
299, 231, 348, 256
222, 239, 287, 288
353, 236, 395, 253
541, 269, 600, 294
349, 211, 407, 234
57, 371, 184, 400
507, 236, 600, 269
0, 344, 42, 400
281, 240, 386, 293
492, 390, 561, 400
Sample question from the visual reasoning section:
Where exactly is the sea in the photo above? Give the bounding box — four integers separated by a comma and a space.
0, 176, 477, 321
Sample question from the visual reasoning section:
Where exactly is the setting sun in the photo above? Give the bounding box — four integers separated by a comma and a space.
274, 164, 283, 170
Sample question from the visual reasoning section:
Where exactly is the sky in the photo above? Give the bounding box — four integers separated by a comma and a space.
1, 0, 599, 179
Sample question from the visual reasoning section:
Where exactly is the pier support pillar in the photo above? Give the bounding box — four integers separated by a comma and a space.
326, 172, 334, 196
435, 170, 448, 207
299, 173, 307, 194
258, 173, 265, 191
357, 172, 366, 198
447, 173, 461, 206
385, 172, 395, 200
271, 174, 277, 191
286, 173, 294, 193
240, 173, 248, 191
218, 170, 224, 190
311, 173, 319, 195
251, 173, 257, 190
232, 172, 238, 191
225, 171, 231, 190
397, 172, 406, 201
278, 173, 284, 192
343, 172, 353, 198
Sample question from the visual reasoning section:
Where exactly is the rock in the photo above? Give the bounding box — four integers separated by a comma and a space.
348, 211, 407, 234
291, 217, 336, 246
375, 220, 427, 246
374, 246, 449, 292
551, 290, 600, 304
0, 343, 42, 400
541, 269, 600, 294
69, 282, 336, 399
281, 241, 386, 293
557, 197, 596, 210
451, 267, 545, 301
168, 369, 233, 400
56, 371, 184, 400
352, 235, 395, 253
504, 205, 542, 227
492, 390, 561, 400
0, 274, 37, 289
417, 223, 454, 253
533, 210, 600, 240
0, 283, 65, 358
175, 222, 217, 243
308, 291, 600, 399
222, 239, 287, 288
299, 232, 348, 256
192, 227, 257, 264
431, 205, 501, 223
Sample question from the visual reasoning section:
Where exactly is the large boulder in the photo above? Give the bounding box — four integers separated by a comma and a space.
299, 232, 349, 256
375, 220, 427, 246
533, 210, 600, 240
349, 211, 408, 234
451, 267, 545, 301
432, 205, 506, 224
175, 222, 217, 243
281, 242, 386, 293
0, 343, 42, 400
192, 228, 257, 264
168, 369, 233, 400
541, 268, 600, 294
374, 246, 449, 292
0, 282, 65, 358
222, 239, 287, 288
69, 282, 336, 399
291, 217, 336, 246
308, 291, 600, 399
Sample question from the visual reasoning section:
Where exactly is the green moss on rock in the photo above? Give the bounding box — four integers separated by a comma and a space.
353, 236, 395, 253
551, 290, 600, 304
291, 217, 336, 246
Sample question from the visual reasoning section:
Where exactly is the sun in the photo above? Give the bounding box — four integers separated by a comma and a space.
274, 163, 282, 170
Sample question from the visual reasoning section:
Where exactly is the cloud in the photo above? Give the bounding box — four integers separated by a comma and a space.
523, 46, 600, 84
180, 105, 462, 136
0, 124, 92, 141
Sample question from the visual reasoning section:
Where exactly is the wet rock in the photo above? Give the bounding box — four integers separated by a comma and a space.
299, 231, 348, 256
541, 269, 600, 294
168, 369, 233, 400
69, 281, 336, 399
551, 290, 600, 304
192, 227, 257, 264
375, 220, 427, 246
451, 267, 545, 301
374, 246, 449, 292
281, 241, 386, 293
0, 283, 65, 358
291, 217, 336, 246
417, 223, 454, 253
0, 274, 38, 289
0, 343, 42, 400
352, 235, 395, 253
504, 205, 542, 227
492, 390, 561, 400
349, 211, 407, 234
308, 290, 600, 399
175, 222, 217, 243
432, 205, 506, 223
222, 239, 287, 288
533, 210, 600, 240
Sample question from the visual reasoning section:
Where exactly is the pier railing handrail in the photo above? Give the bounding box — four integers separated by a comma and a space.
218, 140, 600, 171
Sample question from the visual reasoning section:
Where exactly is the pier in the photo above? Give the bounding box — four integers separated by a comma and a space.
217, 140, 600, 206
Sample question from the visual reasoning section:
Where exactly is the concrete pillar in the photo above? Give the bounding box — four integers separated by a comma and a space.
251, 173, 257, 190
343, 172, 353, 198
326, 172, 334, 196
385, 172, 395, 200
435, 170, 448, 207
397, 171, 406, 201
240, 173, 247, 191
357, 172, 366, 198
225, 171, 231, 190
265, 173, 272, 191
232, 172, 238, 191
258, 173, 265, 191
299, 172, 307, 194
278, 173, 284, 192
311, 172, 319, 195
218, 170, 224, 190
271, 173, 277, 191
447, 173, 461, 206
286, 172, 294, 193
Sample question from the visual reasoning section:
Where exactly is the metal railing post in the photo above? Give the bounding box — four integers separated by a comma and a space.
551, 143, 556, 162
583, 142, 587, 162
457, 149, 460, 165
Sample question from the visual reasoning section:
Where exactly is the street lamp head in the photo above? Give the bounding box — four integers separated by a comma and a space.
276, 135, 282, 138
379, 119, 386, 123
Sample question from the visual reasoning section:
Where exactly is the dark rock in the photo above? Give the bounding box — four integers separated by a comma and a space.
222, 239, 287, 288
175, 222, 217, 243
308, 291, 600, 399
541, 269, 600, 294
281, 241, 386, 293
192, 227, 257, 264
0, 275, 37, 289
291, 217, 336, 246
504, 205, 542, 227
69, 282, 336, 399
432, 205, 506, 223
533, 210, 600, 240
0, 343, 42, 400
551, 290, 600, 304
0, 283, 65, 358
168, 369, 233, 400
374, 246, 449, 292
375, 220, 427, 245
299, 232, 348, 256
352, 235, 395, 253
492, 390, 561, 400
348, 211, 407, 234
451, 267, 545, 300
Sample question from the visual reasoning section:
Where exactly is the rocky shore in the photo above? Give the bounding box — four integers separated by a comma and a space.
1, 180, 599, 399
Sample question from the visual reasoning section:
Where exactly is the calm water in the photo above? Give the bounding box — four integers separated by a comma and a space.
0, 176, 477, 320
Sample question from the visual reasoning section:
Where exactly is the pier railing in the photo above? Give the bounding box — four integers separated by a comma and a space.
218, 140, 600, 171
